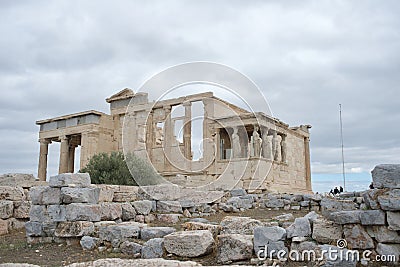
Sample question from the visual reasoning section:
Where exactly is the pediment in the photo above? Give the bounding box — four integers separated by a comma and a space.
106, 88, 135, 103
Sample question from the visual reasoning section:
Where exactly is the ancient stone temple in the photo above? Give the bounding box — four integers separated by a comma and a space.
36, 88, 312, 193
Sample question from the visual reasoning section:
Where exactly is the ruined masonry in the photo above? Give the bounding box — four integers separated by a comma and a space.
36, 88, 311, 193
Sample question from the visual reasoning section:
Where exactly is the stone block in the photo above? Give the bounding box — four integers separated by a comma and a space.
253, 226, 286, 255
96, 184, 116, 202
226, 196, 253, 210
55, 221, 94, 237
99, 222, 143, 246
312, 219, 342, 244
318, 245, 357, 267
387, 211, 400, 230
65, 203, 101, 222
376, 243, 400, 261
42, 222, 57, 236
49, 173, 91, 188
320, 198, 358, 216
25, 221, 43, 237
366, 226, 400, 243
113, 186, 139, 202
141, 238, 164, 259
132, 200, 153, 215
80, 236, 99, 250
182, 221, 222, 238
156, 201, 183, 213
220, 216, 264, 235
0, 219, 8, 235
362, 189, 387, 209
156, 214, 181, 224
141, 227, 176, 241
47, 205, 66, 222
138, 184, 180, 201
217, 234, 253, 263
30, 186, 61, 205
273, 213, 294, 223
0, 186, 25, 201
230, 188, 247, 197
377, 189, 400, 211
164, 230, 214, 257
100, 203, 122, 220
61, 187, 100, 204
121, 203, 136, 221
29, 205, 47, 222
328, 210, 361, 224
286, 217, 311, 238
372, 164, 400, 189
360, 210, 386, 225
13, 201, 30, 219
265, 199, 285, 208
0, 200, 13, 219
120, 240, 142, 256
7, 218, 27, 231
343, 224, 374, 249
0, 173, 37, 188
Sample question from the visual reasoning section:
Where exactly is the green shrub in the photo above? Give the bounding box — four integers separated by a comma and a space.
80, 151, 163, 186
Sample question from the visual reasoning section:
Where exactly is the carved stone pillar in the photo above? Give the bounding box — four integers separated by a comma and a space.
281, 134, 287, 163
252, 125, 261, 157
183, 101, 192, 160
59, 135, 69, 174
304, 137, 312, 191
68, 145, 76, 173
231, 127, 241, 158
38, 138, 50, 181
272, 131, 279, 161
163, 106, 172, 170
261, 127, 272, 160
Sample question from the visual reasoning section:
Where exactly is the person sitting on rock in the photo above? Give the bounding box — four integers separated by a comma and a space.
339, 186, 344, 193
329, 189, 334, 196
369, 182, 374, 189
334, 187, 339, 195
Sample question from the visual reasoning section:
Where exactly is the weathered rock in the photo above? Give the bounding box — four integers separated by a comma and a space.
141, 227, 176, 241
362, 189, 387, 209
376, 243, 400, 261
265, 199, 285, 208
13, 201, 30, 219
65, 203, 101, 222
25, 221, 43, 237
0, 173, 37, 188
95, 184, 116, 202
113, 186, 139, 202
42, 222, 57, 236
100, 203, 122, 220
47, 205, 66, 222
29, 205, 47, 222
0, 219, 8, 235
328, 210, 361, 224
372, 164, 400, 189
359, 210, 386, 225
312, 219, 342, 244
230, 188, 247, 197
30, 186, 61, 205
93, 221, 116, 235
99, 222, 143, 247
320, 198, 358, 216
226, 196, 253, 210
49, 173, 91, 188
343, 224, 374, 249
0, 201, 13, 219
8, 218, 27, 231
156, 214, 181, 224
182, 221, 222, 238
220, 216, 264, 235
157, 201, 183, 213
164, 230, 214, 257
366, 226, 400, 243
273, 213, 294, 222
217, 234, 253, 263
0, 186, 25, 201
80, 236, 99, 250
120, 240, 142, 256
55, 221, 94, 237
318, 245, 357, 267
121, 203, 137, 221
61, 187, 100, 204
139, 184, 180, 201
132, 200, 153, 215
65, 258, 202, 267
286, 217, 311, 238
303, 193, 322, 202
253, 226, 286, 256
141, 238, 164, 259
387, 211, 400, 230
377, 189, 400, 211
304, 211, 320, 225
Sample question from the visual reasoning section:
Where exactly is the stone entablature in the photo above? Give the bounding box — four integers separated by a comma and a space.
36, 88, 311, 193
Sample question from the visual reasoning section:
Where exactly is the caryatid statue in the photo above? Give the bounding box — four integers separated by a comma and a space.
272, 131, 280, 161
231, 127, 241, 158
252, 125, 262, 157
261, 127, 273, 160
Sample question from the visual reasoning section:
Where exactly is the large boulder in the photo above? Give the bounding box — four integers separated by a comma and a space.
141, 238, 164, 259
216, 234, 253, 263
164, 230, 214, 257
372, 164, 400, 189
182, 221, 222, 238
343, 224, 374, 249
377, 189, 400, 211
220, 216, 264, 235
253, 226, 287, 257
320, 198, 358, 216
286, 217, 311, 238
312, 219, 342, 244
328, 210, 361, 224
49, 173, 91, 188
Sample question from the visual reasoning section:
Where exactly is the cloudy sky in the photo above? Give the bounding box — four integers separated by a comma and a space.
1, 0, 399, 188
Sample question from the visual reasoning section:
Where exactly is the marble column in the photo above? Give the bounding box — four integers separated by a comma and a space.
281, 134, 287, 163
163, 106, 172, 170
59, 135, 69, 174
272, 131, 279, 161
38, 138, 50, 181
304, 137, 312, 191
68, 145, 76, 173
231, 127, 241, 158
183, 101, 192, 160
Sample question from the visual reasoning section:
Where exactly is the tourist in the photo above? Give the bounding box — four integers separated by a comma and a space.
334, 187, 339, 195
339, 186, 343, 193
369, 182, 374, 189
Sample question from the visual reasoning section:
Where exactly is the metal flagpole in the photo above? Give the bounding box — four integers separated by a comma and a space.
339, 104, 346, 191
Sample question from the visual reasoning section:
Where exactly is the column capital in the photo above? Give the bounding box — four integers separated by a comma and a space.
163, 105, 172, 112
38, 138, 51, 144
183, 101, 192, 107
